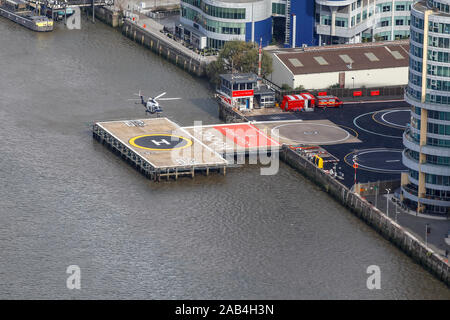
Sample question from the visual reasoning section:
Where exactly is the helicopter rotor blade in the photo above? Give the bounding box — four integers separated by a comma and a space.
154, 92, 167, 100
158, 97, 182, 101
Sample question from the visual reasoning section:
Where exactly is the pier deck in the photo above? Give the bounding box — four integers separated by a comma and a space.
93, 118, 228, 180
183, 120, 360, 154
93, 117, 360, 181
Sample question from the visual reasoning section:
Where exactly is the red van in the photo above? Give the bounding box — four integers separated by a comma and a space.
316, 96, 343, 108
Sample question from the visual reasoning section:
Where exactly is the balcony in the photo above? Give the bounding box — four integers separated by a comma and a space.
402, 184, 450, 206
316, 21, 373, 38
315, 0, 354, 6
409, 175, 450, 191
405, 92, 450, 112
403, 131, 450, 157
402, 149, 450, 175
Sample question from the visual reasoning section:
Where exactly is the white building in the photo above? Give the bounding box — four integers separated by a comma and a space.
176, 1, 418, 49
268, 40, 410, 89
315, 0, 415, 45
180, 0, 273, 49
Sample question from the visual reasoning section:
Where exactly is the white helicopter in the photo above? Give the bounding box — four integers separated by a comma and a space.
129, 91, 181, 116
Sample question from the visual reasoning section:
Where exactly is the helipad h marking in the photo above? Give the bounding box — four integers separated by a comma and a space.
129, 134, 193, 151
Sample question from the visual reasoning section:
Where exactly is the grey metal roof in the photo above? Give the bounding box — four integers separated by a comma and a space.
254, 84, 275, 96
220, 73, 258, 83
270, 40, 410, 75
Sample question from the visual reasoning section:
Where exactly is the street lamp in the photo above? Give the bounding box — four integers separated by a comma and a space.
385, 188, 391, 218
374, 182, 379, 208
395, 200, 398, 222
353, 155, 358, 189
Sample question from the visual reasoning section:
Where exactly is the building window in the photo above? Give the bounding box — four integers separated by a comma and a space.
272, 3, 286, 15
322, 17, 331, 26
428, 35, 450, 48
335, 19, 347, 28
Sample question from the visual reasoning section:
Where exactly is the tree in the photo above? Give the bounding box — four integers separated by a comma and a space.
207, 40, 273, 86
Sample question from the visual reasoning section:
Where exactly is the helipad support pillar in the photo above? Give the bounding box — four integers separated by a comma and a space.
92, 0, 95, 23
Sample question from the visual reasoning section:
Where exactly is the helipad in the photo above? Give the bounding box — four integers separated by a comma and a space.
93, 117, 360, 181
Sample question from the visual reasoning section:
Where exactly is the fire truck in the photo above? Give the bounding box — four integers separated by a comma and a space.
280, 93, 343, 112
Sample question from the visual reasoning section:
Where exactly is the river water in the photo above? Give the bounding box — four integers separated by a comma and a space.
0, 16, 448, 299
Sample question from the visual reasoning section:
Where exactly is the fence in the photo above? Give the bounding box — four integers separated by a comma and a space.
356, 180, 402, 197
262, 78, 406, 102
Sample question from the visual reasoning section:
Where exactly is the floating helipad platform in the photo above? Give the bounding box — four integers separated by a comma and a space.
93, 117, 359, 181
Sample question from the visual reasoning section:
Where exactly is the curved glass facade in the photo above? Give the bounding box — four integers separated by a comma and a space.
180, 0, 271, 49
181, 6, 245, 35
402, 0, 450, 216
181, 0, 246, 19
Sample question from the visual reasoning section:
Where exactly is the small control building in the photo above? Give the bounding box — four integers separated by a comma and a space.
216, 73, 275, 110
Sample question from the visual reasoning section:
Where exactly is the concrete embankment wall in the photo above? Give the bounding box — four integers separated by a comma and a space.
281, 145, 449, 286
122, 20, 207, 77
218, 102, 248, 123
87, 6, 122, 28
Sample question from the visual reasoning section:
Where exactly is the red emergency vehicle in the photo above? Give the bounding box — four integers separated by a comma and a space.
280, 93, 343, 111
280, 93, 316, 112
316, 95, 343, 108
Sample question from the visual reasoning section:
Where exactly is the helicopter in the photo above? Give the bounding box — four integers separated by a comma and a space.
129, 91, 181, 115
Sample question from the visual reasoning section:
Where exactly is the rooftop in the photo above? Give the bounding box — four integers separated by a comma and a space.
270, 40, 410, 75
413, 1, 450, 18
220, 73, 258, 83
215, 0, 263, 3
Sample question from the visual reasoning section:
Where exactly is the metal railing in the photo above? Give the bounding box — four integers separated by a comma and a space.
262, 78, 406, 102
403, 184, 450, 202
28, 0, 113, 9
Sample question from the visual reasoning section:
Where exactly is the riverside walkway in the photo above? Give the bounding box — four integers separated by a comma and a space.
122, 11, 216, 75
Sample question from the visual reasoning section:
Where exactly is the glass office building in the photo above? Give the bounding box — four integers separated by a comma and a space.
402, 0, 450, 216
